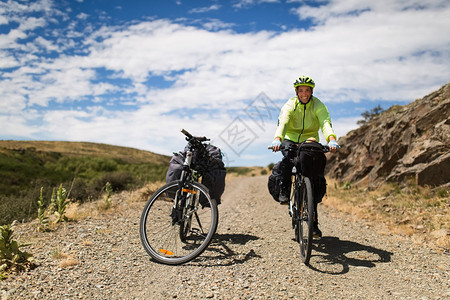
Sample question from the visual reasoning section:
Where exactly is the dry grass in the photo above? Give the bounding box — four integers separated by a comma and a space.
64, 201, 101, 220
62, 181, 163, 221
126, 182, 163, 203
52, 249, 78, 268
324, 178, 450, 252
62, 181, 163, 222
59, 256, 78, 268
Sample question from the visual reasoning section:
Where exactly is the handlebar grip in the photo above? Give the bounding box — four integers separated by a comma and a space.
181, 129, 193, 139
181, 129, 210, 143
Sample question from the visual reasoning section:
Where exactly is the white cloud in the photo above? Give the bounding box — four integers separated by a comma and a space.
1, 0, 450, 166
233, 0, 281, 9
189, 5, 221, 14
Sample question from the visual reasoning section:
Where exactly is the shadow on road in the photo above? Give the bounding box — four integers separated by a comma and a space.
307, 236, 393, 274
187, 233, 261, 266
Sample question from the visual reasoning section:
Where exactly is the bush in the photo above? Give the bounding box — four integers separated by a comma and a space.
0, 191, 40, 226
226, 167, 252, 175
0, 223, 36, 279
94, 171, 135, 192
68, 178, 92, 202
357, 105, 385, 125
0, 146, 169, 225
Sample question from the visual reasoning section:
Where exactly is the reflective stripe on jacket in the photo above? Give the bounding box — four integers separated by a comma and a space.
274, 96, 336, 143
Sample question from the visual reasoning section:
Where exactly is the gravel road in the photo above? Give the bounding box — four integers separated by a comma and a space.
2, 176, 449, 299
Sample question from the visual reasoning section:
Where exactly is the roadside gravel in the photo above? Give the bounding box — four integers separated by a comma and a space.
2, 176, 449, 299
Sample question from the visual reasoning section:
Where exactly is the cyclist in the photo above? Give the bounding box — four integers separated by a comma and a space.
270, 75, 339, 237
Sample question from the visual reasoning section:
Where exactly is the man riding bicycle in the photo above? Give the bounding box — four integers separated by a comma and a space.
270, 75, 339, 237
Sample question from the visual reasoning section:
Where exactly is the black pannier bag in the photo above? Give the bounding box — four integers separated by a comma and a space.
165, 144, 226, 204
165, 151, 185, 184
201, 145, 226, 204
295, 142, 327, 203
267, 161, 283, 202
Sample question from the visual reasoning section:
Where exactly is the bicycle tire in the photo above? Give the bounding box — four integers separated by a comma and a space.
296, 176, 314, 264
139, 180, 218, 265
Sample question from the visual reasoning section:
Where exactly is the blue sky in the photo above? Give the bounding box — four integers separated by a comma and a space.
1, 0, 449, 167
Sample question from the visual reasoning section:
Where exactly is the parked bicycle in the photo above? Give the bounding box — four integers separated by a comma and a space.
139, 129, 219, 265
269, 140, 330, 265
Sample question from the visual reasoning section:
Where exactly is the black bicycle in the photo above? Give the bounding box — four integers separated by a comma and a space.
139, 129, 218, 265
270, 141, 330, 265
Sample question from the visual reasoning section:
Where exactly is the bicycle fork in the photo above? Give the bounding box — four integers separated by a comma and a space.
171, 151, 194, 225
289, 166, 297, 217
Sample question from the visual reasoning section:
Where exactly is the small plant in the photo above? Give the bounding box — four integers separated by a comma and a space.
0, 223, 35, 280
50, 187, 57, 213
37, 187, 49, 232
55, 184, 69, 223
436, 188, 449, 198
103, 182, 113, 209
357, 104, 385, 125
342, 182, 352, 190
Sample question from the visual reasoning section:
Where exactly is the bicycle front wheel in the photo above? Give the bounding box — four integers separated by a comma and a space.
139, 180, 218, 265
296, 176, 314, 265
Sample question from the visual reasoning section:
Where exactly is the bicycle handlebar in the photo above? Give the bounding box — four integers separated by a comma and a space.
180, 129, 210, 142
181, 128, 193, 139
267, 142, 333, 153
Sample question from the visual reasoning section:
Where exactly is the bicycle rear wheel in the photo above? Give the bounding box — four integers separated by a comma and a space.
296, 176, 314, 264
139, 180, 218, 265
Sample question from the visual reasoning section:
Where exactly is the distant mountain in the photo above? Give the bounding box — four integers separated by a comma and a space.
326, 83, 450, 188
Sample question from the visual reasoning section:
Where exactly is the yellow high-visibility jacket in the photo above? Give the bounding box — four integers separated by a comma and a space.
274, 96, 336, 143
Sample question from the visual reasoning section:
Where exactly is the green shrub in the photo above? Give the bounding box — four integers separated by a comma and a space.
0, 223, 36, 279
0, 146, 169, 225
226, 167, 252, 175
37, 187, 49, 232
50, 187, 57, 213
357, 104, 385, 125
68, 178, 91, 202
94, 171, 135, 192
103, 182, 113, 210
55, 185, 69, 223
436, 188, 449, 198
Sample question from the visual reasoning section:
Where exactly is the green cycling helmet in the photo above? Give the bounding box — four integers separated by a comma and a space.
293, 76, 315, 89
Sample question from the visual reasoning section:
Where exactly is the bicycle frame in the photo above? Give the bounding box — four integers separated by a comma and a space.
173, 147, 203, 225
139, 129, 218, 265
269, 140, 330, 265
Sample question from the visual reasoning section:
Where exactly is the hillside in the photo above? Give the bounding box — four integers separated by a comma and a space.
323, 85, 449, 251
0, 141, 171, 225
0, 141, 169, 165
326, 83, 450, 188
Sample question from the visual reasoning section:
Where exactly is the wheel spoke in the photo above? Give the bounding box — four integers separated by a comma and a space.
296, 177, 314, 265
139, 181, 218, 265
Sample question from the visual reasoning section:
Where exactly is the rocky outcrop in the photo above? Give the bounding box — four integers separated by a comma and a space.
326, 83, 450, 188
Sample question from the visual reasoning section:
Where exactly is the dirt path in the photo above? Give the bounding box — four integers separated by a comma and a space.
2, 176, 449, 299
